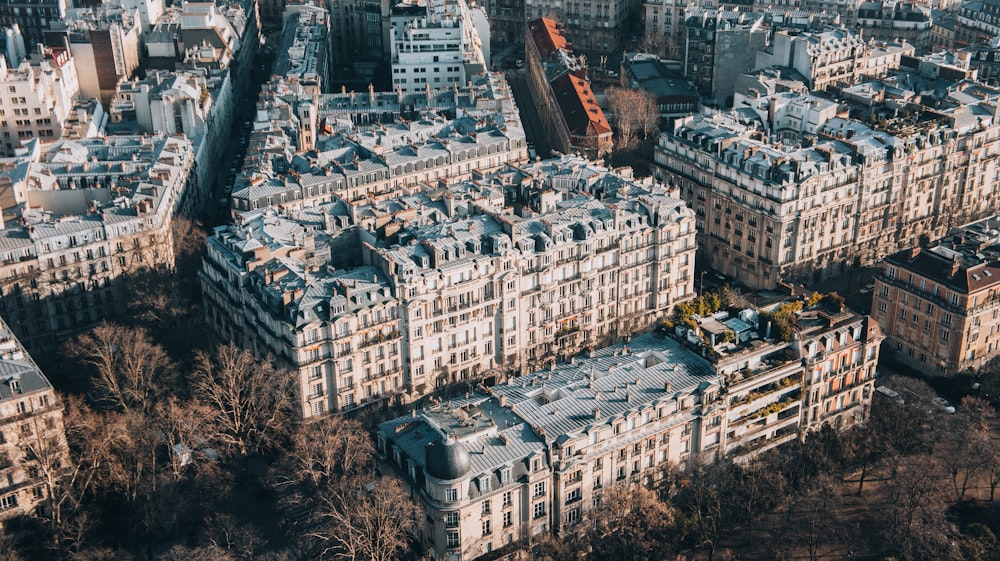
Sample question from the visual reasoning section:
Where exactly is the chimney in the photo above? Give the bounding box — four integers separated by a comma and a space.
950, 256, 961, 277
664, 381, 672, 393
908, 246, 920, 259
593, 407, 601, 420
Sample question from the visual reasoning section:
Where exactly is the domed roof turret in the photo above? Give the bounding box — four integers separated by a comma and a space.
425, 437, 472, 481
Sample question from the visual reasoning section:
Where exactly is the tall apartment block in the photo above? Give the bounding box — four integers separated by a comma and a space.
524, 0, 631, 51
653, 81, 1000, 290
856, 0, 932, 54
0, 44, 79, 156
874, 216, 1000, 374
0, 0, 65, 48
228, 72, 527, 213
0, 314, 68, 522
0, 134, 195, 350
201, 156, 697, 417
525, 18, 612, 160
389, 0, 488, 97
376, 303, 882, 560
45, 7, 141, 107
684, 9, 769, 106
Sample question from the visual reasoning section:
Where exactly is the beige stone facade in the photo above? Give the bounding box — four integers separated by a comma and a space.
0, 134, 194, 349
0, 315, 68, 523
376, 304, 882, 561
874, 217, 1000, 374
201, 156, 698, 417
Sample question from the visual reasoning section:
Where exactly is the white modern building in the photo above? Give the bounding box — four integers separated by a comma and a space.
389, 0, 488, 97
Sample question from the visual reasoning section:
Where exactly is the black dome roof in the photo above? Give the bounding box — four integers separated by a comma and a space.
424, 438, 472, 481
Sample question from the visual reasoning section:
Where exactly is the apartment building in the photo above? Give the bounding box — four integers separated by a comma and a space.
525, 18, 612, 160
228, 72, 527, 213
684, 9, 769, 106
0, 134, 195, 350
523, 0, 631, 51
856, 1, 932, 54
654, 83, 1000, 289
0, 0, 65, 48
956, 0, 1000, 47
655, 111, 898, 288
328, 0, 389, 64
756, 28, 891, 92
874, 217, 1000, 374
376, 304, 882, 560
274, 6, 332, 92
201, 156, 697, 417
0, 45, 79, 156
389, 0, 487, 97
0, 314, 68, 523
46, 7, 141, 107
749, 0, 861, 26
642, 0, 688, 59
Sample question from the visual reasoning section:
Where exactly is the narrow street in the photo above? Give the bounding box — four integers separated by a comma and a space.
505, 70, 553, 159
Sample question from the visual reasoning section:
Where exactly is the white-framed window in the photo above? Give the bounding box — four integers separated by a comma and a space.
0, 494, 17, 511
446, 488, 459, 502
445, 511, 459, 528
532, 482, 545, 498
533, 501, 545, 519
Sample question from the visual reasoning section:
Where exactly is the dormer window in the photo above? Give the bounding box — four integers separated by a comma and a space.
9, 380, 20, 394
480, 475, 491, 492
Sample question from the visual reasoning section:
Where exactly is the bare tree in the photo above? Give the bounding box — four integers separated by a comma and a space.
309, 477, 420, 561
606, 87, 659, 149
278, 416, 374, 490
193, 344, 294, 458
880, 455, 960, 561
69, 323, 177, 414
783, 475, 844, 561
940, 396, 994, 501
985, 443, 1000, 502
591, 484, 676, 561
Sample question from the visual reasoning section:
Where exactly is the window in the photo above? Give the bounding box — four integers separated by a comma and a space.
445, 511, 459, 528
503, 510, 512, 527
480, 475, 491, 492
15, 401, 26, 414
566, 488, 582, 503
446, 531, 459, 548
482, 500, 491, 516
482, 518, 492, 536
311, 401, 324, 416
501, 468, 511, 485
0, 494, 16, 511
533, 501, 546, 519
502, 491, 512, 507
446, 488, 458, 502
532, 482, 545, 498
